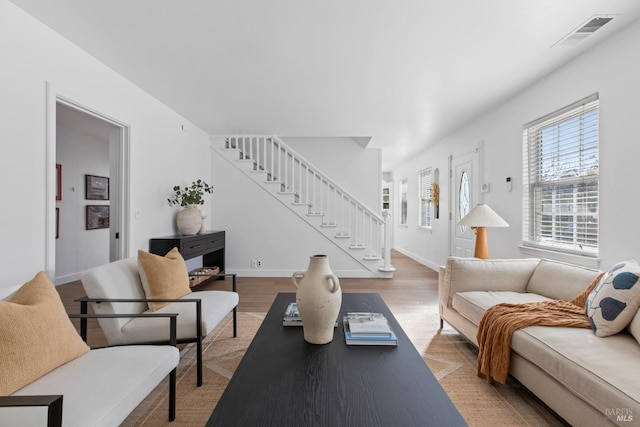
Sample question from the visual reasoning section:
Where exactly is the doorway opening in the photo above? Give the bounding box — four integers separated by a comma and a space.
46, 87, 130, 284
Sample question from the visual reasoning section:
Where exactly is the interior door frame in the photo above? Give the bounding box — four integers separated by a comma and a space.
45, 83, 131, 281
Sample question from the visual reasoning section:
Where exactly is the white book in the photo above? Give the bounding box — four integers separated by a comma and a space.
346, 312, 393, 337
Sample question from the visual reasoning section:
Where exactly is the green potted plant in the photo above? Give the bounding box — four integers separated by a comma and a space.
168, 179, 213, 235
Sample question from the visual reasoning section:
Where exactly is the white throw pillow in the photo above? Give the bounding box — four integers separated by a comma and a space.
586, 260, 640, 337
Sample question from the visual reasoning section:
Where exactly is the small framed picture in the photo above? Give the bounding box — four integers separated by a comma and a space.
86, 174, 110, 200
86, 205, 110, 230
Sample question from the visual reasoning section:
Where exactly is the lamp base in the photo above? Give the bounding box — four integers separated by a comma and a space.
474, 226, 489, 259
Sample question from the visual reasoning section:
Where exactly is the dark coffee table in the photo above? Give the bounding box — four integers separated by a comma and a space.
206, 293, 467, 426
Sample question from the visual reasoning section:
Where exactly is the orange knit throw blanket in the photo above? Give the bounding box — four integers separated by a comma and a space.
476, 272, 604, 384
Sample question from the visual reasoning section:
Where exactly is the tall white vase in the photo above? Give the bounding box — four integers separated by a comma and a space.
292, 255, 341, 344
176, 204, 202, 235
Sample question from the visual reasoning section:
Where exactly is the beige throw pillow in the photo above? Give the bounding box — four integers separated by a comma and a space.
138, 248, 191, 311
0, 272, 90, 396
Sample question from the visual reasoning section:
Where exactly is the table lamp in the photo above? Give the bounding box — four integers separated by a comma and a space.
457, 204, 509, 259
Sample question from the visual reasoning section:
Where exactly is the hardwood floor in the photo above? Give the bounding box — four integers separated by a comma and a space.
57, 250, 439, 347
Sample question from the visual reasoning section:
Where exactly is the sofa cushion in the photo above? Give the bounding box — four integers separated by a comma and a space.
6, 345, 179, 427
586, 260, 640, 337
443, 258, 540, 308
511, 326, 640, 419
452, 291, 551, 326
0, 272, 90, 396
629, 309, 640, 345
138, 248, 192, 311
526, 259, 602, 301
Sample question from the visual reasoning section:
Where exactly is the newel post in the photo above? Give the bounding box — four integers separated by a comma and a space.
379, 210, 396, 272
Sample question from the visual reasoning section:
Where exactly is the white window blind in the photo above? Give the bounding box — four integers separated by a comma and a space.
418, 168, 433, 228
522, 94, 599, 256
399, 179, 408, 226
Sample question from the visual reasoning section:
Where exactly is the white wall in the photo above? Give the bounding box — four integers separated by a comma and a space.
283, 137, 381, 212
55, 122, 110, 283
210, 147, 373, 277
392, 18, 640, 271
0, 0, 211, 287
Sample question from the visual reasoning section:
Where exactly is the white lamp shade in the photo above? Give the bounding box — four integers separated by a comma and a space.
458, 204, 509, 228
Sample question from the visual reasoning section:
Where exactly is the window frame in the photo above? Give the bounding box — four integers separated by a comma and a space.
418, 168, 433, 229
399, 179, 408, 227
522, 94, 599, 257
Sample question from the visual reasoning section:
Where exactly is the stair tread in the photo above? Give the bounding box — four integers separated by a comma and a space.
217, 139, 389, 278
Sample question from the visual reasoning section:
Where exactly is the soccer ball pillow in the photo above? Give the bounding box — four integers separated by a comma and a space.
585, 260, 640, 337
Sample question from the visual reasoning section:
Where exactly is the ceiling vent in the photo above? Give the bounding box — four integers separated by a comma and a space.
553, 15, 615, 47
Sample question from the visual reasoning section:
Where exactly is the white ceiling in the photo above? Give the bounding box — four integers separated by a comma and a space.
10, 0, 640, 171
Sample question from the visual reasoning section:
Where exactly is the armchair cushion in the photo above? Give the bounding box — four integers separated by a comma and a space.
138, 248, 191, 311
120, 290, 239, 342
7, 345, 179, 427
0, 272, 89, 395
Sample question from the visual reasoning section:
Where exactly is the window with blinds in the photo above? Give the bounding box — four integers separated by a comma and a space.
399, 179, 408, 226
418, 168, 433, 228
522, 94, 599, 256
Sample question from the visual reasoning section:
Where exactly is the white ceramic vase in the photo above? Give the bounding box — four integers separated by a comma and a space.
176, 204, 202, 235
292, 255, 341, 344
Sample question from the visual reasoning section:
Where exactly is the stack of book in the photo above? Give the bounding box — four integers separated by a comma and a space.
343, 312, 398, 346
282, 302, 339, 327
283, 302, 303, 326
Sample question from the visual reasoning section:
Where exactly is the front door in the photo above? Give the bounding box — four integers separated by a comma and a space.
449, 149, 479, 257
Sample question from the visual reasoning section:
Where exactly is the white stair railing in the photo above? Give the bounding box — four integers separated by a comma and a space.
224, 136, 385, 260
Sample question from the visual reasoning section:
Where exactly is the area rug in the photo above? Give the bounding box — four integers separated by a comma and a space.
122, 311, 565, 426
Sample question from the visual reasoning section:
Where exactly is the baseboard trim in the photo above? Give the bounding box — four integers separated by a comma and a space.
55, 271, 82, 286
392, 247, 439, 272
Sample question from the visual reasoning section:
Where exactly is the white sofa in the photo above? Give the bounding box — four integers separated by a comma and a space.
439, 257, 640, 426
0, 283, 180, 427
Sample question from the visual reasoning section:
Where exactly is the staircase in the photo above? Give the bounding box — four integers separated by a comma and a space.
211, 135, 393, 278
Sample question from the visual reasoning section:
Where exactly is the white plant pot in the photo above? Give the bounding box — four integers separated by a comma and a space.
176, 205, 202, 235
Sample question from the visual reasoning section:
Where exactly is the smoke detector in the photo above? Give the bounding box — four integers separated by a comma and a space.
553, 15, 615, 47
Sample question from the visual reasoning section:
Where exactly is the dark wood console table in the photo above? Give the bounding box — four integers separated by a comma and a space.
206, 293, 466, 426
149, 231, 225, 280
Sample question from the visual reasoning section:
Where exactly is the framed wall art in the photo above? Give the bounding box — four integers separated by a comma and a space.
86, 174, 109, 200
86, 205, 110, 230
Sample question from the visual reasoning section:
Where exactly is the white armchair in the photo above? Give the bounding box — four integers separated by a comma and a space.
80, 257, 239, 387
